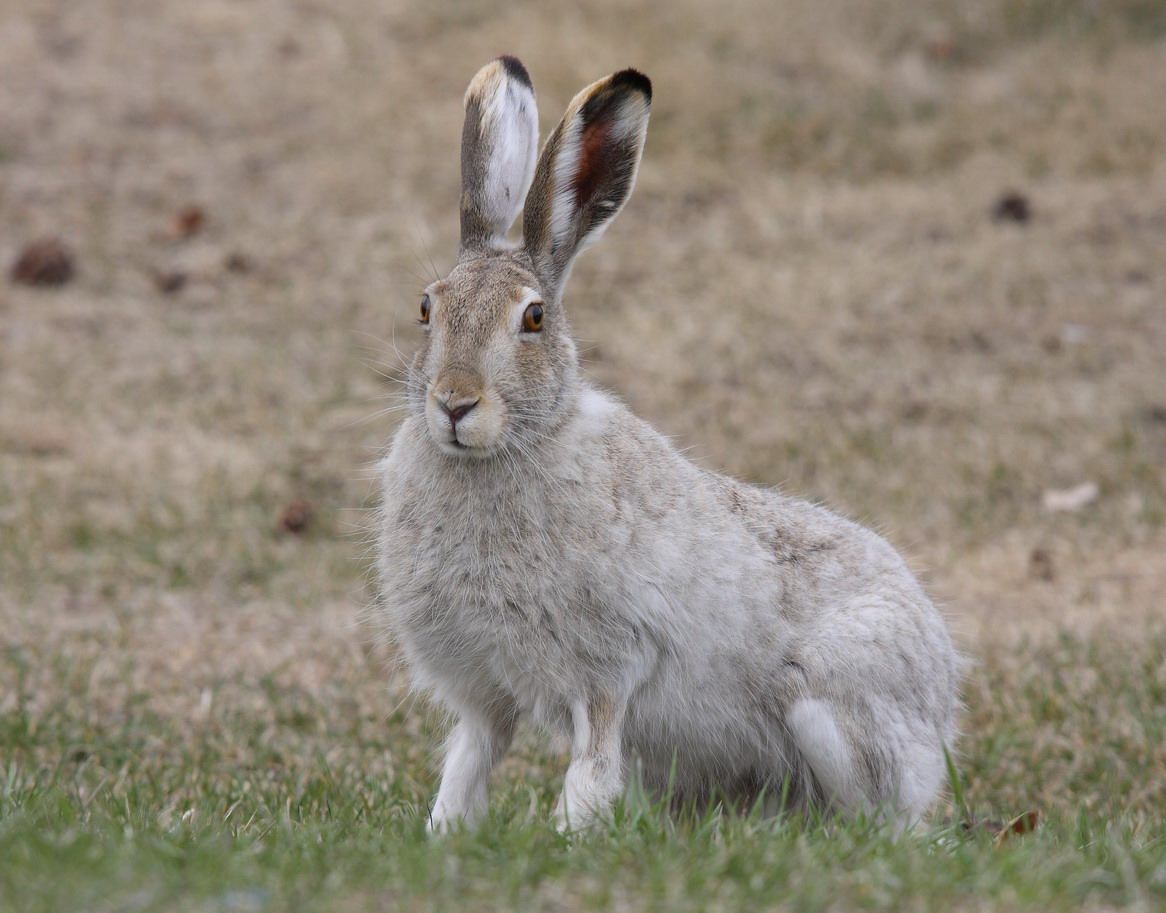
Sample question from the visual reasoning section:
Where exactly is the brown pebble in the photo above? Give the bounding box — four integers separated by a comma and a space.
1029, 547, 1054, 582
901, 401, 928, 421
224, 252, 251, 273
969, 331, 992, 353
154, 269, 188, 294
11, 237, 76, 286
1142, 405, 1166, 425
993, 192, 1031, 224
279, 499, 316, 534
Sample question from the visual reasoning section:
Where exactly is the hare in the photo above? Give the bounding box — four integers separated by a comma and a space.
375, 56, 959, 833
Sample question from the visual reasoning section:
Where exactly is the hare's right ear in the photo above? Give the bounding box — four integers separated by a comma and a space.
522, 69, 651, 295
459, 56, 539, 253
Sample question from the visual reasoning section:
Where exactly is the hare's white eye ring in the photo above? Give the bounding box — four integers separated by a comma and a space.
419, 295, 431, 325
522, 302, 543, 333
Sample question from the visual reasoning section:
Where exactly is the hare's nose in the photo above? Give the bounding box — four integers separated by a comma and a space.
440, 397, 479, 426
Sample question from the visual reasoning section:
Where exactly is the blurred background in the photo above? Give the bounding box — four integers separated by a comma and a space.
1, 0, 1164, 823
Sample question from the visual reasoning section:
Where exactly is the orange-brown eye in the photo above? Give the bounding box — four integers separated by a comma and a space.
420, 295, 431, 324
522, 302, 543, 332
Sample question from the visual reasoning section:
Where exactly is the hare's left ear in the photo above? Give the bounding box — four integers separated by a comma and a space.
522, 69, 651, 295
460, 56, 539, 253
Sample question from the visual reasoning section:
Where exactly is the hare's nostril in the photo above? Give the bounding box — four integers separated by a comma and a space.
441, 398, 479, 426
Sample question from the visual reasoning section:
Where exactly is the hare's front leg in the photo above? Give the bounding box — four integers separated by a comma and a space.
429, 709, 515, 832
554, 694, 627, 833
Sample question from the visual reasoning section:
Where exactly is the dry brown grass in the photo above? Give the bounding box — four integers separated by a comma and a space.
2, 0, 1164, 848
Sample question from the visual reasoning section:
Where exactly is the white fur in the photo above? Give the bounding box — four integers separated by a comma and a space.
429, 709, 514, 832
786, 699, 857, 806
548, 116, 584, 252
481, 82, 537, 238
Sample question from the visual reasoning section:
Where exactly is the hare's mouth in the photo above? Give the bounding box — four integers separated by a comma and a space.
432, 425, 498, 459
436, 437, 495, 459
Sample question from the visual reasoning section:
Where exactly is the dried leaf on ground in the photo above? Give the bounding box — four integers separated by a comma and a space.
168, 205, 206, 240
993, 810, 1042, 847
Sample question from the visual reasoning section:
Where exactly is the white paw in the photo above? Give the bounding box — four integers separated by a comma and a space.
553, 795, 601, 835
427, 806, 471, 835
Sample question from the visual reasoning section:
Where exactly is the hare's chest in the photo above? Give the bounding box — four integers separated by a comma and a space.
380, 485, 578, 667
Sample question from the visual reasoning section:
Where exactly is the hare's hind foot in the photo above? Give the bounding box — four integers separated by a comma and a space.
785, 697, 945, 830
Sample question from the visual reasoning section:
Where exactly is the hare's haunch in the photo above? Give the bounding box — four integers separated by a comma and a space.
376, 57, 959, 833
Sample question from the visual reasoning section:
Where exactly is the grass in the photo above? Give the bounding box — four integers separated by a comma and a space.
2, 632, 1163, 911
1, 798, 1161, 913
2, 0, 1165, 909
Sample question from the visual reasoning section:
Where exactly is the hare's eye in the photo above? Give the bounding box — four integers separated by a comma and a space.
522, 302, 543, 333
419, 295, 431, 324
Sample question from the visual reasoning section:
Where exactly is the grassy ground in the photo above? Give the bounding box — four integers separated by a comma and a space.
2, 0, 1165, 910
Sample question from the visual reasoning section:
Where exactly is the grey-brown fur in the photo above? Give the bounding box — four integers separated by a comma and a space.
375, 58, 959, 833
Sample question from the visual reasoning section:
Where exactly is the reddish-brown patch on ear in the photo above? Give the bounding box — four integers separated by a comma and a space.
572, 116, 614, 208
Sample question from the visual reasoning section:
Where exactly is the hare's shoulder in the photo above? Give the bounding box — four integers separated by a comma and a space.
572, 389, 870, 552
574, 395, 893, 569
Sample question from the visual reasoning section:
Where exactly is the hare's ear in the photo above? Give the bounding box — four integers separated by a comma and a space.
459, 56, 539, 253
522, 69, 651, 294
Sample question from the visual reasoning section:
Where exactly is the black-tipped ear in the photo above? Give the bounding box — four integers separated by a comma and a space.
459, 57, 539, 253
522, 69, 651, 294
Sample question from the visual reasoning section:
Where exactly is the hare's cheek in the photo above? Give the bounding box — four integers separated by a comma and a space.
423, 400, 452, 445
510, 338, 557, 398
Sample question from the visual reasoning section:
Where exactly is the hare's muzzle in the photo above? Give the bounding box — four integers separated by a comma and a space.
425, 367, 503, 457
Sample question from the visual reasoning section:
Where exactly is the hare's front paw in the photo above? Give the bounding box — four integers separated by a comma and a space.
426, 808, 459, 836
553, 695, 628, 833
552, 794, 596, 835
553, 767, 622, 834
427, 791, 483, 835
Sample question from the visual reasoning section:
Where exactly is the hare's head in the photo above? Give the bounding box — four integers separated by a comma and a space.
409, 57, 650, 459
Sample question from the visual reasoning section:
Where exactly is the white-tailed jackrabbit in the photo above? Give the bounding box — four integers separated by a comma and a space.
376, 57, 959, 832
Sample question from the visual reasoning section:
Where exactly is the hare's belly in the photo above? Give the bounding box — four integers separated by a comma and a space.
621, 655, 790, 781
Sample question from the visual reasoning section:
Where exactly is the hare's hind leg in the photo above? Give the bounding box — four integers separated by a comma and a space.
785, 698, 869, 814
785, 697, 939, 829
